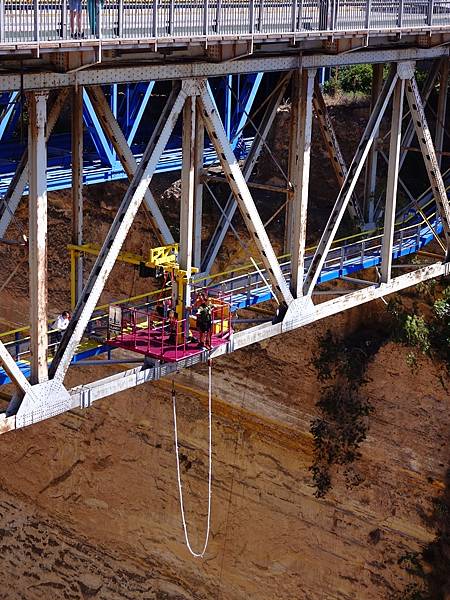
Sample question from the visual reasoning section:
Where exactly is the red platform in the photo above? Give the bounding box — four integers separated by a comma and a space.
107, 303, 231, 363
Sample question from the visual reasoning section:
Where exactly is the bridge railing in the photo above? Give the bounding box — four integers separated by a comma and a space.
0, 0, 448, 46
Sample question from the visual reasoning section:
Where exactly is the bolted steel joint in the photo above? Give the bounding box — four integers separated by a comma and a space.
397, 61, 415, 80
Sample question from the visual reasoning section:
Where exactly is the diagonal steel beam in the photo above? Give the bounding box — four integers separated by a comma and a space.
87, 85, 174, 245
0, 88, 69, 239
0, 340, 35, 398
399, 57, 443, 171
405, 74, 450, 252
303, 68, 398, 296
82, 90, 116, 166
313, 76, 363, 225
0, 91, 19, 143
126, 81, 155, 147
435, 58, 449, 170
201, 73, 290, 275
49, 84, 188, 383
198, 80, 293, 306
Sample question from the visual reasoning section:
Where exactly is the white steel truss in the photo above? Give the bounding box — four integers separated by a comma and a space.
198, 79, 294, 305
303, 67, 399, 296
201, 72, 290, 275
27, 91, 49, 384
404, 74, 450, 252
1, 58, 450, 435
49, 83, 189, 384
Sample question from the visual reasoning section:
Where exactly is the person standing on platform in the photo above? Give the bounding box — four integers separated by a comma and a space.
69, 0, 83, 38
87, 0, 102, 37
50, 311, 71, 352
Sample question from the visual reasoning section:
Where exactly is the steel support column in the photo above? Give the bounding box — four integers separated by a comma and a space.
72, 86, 84, 303
179, 95, 197, 310
0, 89, 69, 238
435, 58, 449, 169
86, 85, 174, 245
289, 68, 315, 298
405, 73, 450, 251
49, 84, 188, 383
201, 73, 290, 274
303, 68, 398, 296
284, 71, 300, 255
193, 109, 204, 269
198, 80, 293, 305
381, 77, 405, 283
27, 91, 49, 384
364, 63, 384, 224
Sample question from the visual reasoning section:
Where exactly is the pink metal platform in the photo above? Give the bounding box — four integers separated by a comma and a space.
107, 302, 231, 363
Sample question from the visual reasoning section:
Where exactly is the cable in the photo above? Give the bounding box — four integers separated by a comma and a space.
172, 360, 213, 558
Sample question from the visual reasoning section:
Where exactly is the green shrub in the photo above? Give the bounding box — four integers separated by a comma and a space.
403, 315, 430, 353
338, 64, 373, 95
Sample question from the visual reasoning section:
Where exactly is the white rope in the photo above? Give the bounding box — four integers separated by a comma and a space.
172, 361, 213, 558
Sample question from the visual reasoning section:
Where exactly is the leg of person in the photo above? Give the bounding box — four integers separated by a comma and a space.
77, 8, 82, 36
70, 10, 75, 36
87, 0, 95, 35
197, 329, 205, 349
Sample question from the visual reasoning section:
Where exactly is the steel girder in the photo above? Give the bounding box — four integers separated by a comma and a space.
288, 68, 315, 298
303, 68, 399, 296
27, 91, 49, 384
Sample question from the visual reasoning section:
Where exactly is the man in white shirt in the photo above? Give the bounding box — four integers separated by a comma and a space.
51, 311, 71, 346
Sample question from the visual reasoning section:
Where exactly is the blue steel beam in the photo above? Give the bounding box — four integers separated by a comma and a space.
0, 91, 20, 143
231, 72, 263, 148
83, 89, 116, 166
126, 81, 155, 147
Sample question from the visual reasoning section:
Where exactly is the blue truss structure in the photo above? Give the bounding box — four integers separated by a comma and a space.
0, 73, 264, 196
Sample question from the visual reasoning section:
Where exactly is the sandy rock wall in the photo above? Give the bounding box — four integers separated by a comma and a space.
0, 305, 448, 599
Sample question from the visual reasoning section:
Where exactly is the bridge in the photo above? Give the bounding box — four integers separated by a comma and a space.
0, 0, 450, 435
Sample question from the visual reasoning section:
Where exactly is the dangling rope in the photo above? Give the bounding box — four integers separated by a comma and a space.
172, 360, 213, 558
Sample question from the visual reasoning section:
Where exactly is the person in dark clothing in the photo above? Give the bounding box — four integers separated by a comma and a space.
196, 302, 212, 349
167, 310, 178, 345
155, 300, 165, 319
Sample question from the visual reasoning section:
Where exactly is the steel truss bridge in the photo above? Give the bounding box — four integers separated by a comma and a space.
0, 0, 450, 435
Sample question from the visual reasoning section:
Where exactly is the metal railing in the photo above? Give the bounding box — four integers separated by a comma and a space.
0, 0, 448, 46
0, 189, 443, 369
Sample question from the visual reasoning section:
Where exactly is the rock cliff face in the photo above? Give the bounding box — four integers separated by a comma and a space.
0, 304, 448, 600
